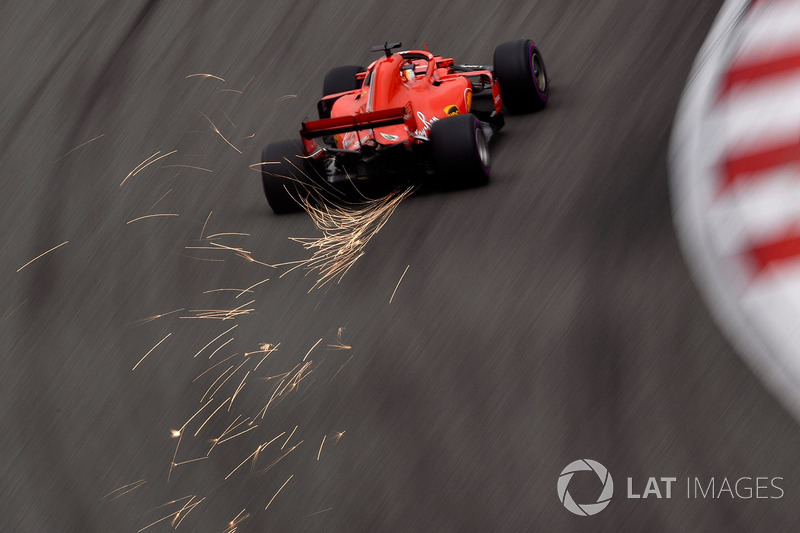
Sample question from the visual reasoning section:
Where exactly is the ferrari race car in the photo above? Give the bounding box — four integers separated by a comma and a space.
261, 39, 549, 213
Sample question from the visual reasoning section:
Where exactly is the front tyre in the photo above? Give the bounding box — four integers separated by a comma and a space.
430, 113, 490, 190
261, 140, 311, 214
493, 39, 549, 113
322, 65, 365, 96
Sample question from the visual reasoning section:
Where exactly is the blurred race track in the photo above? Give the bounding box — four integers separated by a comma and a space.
4, 1, 800, 531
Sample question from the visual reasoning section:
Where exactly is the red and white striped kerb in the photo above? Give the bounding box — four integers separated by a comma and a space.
671, 0, 800, 418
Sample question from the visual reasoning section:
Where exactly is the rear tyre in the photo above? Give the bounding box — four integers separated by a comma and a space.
261, 140, 312, 214
322, 65, 365, 96
430, 113, 490, 190
493, 39, 548, 113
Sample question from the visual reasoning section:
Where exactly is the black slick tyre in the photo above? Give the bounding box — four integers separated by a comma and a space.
430, 113, 490, 190
261, 140, 310, 214
322, 65, 365, 96
493, 39, 549, 113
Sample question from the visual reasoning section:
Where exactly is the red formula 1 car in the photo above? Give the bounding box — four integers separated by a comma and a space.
261, 39, 548, 213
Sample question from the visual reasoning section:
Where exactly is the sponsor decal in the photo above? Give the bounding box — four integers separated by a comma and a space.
412, 111, 438, 140
444, 105, 460, 116
380, 132, 400, 141
465, 89, 472, 111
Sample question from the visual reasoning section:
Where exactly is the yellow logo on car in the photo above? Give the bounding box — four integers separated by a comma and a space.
444, 105, 460, 116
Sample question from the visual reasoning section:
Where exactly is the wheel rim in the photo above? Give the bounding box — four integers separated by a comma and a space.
475, 127, 489, 169
531, 52, 546, 93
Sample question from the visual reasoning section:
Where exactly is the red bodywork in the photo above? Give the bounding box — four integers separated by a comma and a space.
301, 50, 502, 156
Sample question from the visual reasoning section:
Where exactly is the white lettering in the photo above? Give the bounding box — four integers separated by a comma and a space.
735, 477, 752, 498
643, 478, 662, 499
627, 477, 640, 499
661, 477, 676, 498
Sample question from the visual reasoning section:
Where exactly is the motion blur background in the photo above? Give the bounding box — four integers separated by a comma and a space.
3, 0, 800, 531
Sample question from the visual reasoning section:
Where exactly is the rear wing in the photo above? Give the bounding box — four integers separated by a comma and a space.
300, 105, 415, 139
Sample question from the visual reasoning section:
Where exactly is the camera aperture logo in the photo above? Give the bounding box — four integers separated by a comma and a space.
558, 459, 785, 516
557, 459, 614, 516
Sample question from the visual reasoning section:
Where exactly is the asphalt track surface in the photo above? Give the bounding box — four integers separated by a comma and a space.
4, 1, 800, 531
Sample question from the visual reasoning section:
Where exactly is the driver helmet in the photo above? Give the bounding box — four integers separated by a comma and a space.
400, 61, 416, 82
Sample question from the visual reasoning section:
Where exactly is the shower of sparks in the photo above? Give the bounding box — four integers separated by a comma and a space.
257, 441, 302, 475
289, 186, 414, 291
138, 495, 203, 532
170, 429, 182, 438
193, 324, 238, 358
185, 73, 225, 82
216, 424, 258, 445
126, 213, 179, 224
193, 356, 237, 384
207, 337, 234, 360
389, 265, 410, 303
215, 88, 244, 95
252, 343, 279, 370
223, 509, 250, 532
55, 133, 104, 162
303, 338, 322, 361
201, 365, 234, 403
204, 359, 248, 402
180, 300, 256, 321
187, 241, 273, 267
265, 475, 294, 511
333, 430, 346, 443
317, 435, 326, 461
121, 150, 177, 186
161, 164, 213, 173
180, 397, 214, 431
103, 479, 146, 500
327, 327, 351, 350
132, 333, 171, 371
194, 397, 230, 437
199, 112, 242, 154
236, 277, 269, 298
241, 133, 255, 140
17, 240, 69, 272
275, 94, 297, 101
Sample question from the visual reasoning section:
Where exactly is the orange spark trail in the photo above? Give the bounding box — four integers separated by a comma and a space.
161, 164, 213, 172
103, 479, 146, 500
17, 241, 69, 272
185, 73, 225, 82
132, 333, 171, 371
265, 475, 294, 510
55, 133, 104, 162
390, 265, 410, 303
145, 189, 173, 212
193, 324, 238, 358
121, 150, 177, 186
199, 112, 242, 154
317, 435, 326, 461
126, 213, 179, 224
